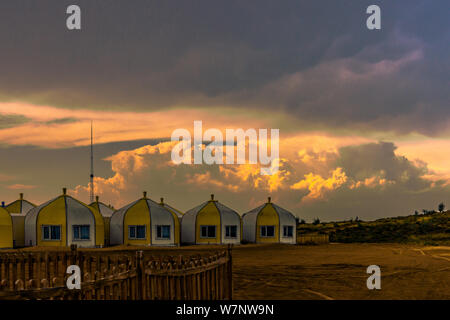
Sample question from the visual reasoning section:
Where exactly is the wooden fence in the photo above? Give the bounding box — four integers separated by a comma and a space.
0, 246, 232, 300
297, 233, 329, 245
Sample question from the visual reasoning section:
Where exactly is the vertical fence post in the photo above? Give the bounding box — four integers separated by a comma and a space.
135, 251, 143, 300
0, 249, 232, 301
227, 244, 233, 300
70, 245, 79, 300
70, 244, 78, 266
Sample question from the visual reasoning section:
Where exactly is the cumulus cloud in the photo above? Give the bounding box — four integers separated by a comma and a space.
291, 168, 348, 202
71, 141, 294, 208
69, 139, 450, 221
336, 142, 430, 191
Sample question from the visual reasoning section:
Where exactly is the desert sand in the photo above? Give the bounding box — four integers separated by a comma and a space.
11, 242, 450, 299
231, 243, 450, 300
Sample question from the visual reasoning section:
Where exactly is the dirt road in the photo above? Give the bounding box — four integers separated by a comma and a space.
231, 243, 450, 300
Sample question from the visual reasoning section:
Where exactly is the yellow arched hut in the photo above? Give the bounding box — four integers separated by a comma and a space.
5, 193, 35, 215
181, 194, 241, 245
25, 188, 104, 248
110, 192, 181, 246
242, 197, 297, 244
5, 193, 36, 247
0, 207, 13, 249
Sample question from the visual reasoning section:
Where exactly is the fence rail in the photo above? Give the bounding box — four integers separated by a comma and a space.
0, 246, 232, 300
297, 234, 329, 245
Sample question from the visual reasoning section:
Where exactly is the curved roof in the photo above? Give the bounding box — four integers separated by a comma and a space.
111, 193, 179, 223
5, 193, 36, 215
110, 192, 180, 244
181, 194, 241, 244
183, 194, 240, 220
26, 190, 103, 225
25, 189, 104, 245
0, 207, 12, 221
243, 197, 297, 222
158, 198, 183, 218
89, 196, 115, 218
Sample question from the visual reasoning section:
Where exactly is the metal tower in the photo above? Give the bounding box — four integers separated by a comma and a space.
90, 121, 94, 203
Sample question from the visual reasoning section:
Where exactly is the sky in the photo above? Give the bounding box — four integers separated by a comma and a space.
0, 0, 449, 221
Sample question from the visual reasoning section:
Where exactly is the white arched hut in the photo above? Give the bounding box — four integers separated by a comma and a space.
242, 197, 297, 244
5, 193, 36, 247
110, 192, 180, 246
25, 188, 104, 248
181, 194, 241, 245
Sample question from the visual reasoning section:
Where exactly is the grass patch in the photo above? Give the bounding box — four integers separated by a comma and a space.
297, 211, 450, 245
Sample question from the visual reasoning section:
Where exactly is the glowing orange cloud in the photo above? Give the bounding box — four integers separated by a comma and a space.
290, 167, 348, 202
397, 138, 450, 179
0, 102, 269, 148
6, 102, 450, 209
7, 184, 36, 190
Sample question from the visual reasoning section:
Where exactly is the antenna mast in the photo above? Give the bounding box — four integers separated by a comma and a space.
90, 120, 94, 203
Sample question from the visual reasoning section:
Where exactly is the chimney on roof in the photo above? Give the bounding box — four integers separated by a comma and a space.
211, 194, 215, 201
268, 197, 271, 203
63, 188, 67, 195
160, 197, 164, 204
20, 193, 24, 200
96, 195, 99, 203
143, 191, 147, 198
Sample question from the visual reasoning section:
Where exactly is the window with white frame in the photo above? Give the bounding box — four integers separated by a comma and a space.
73, 225, 90, 240
225, 225, 237, 238
200, 225, 216, 238
156, 225, 171, 239
129, 225, 146, 240
42, 225, 61, 241
260, 225, 275, 237
283, 225, 293, 238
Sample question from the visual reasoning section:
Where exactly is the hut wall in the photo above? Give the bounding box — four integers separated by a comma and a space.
255, 205, 279, 243
11, 215, 25, 248
195, 202, 221, 244
150, 205, 177, 246
66, 197, 96, 248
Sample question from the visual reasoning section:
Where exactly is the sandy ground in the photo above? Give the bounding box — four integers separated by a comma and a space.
7, 243, 450, 299
231, 243, 450, 300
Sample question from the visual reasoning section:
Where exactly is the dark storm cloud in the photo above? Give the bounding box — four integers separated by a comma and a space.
0, 0, 448, 135
0, 113, 30, 129
336, 142, 430, 191
44, 117, 80, 125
